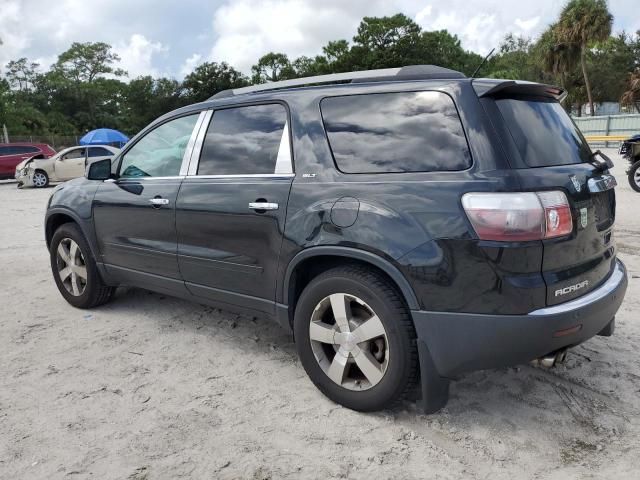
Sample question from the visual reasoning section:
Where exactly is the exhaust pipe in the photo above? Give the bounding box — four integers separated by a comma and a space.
530, 349, 568, 368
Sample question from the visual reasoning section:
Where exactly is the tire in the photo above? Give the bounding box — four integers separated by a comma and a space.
33, 170, 49, 188
293, 264, 418, 411
627, 160, 640, 192
50, 222, 114, 309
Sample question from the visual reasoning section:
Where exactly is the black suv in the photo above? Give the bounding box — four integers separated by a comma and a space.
45, 65, 628, 413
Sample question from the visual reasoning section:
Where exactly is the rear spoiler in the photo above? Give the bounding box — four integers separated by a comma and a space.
472, 79, 567, 103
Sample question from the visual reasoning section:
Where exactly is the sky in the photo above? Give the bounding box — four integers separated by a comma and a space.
0, 0, 638, 80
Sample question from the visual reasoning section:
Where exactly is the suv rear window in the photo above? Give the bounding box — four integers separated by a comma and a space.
321, 91, 471, 173
495, 96, 592, 167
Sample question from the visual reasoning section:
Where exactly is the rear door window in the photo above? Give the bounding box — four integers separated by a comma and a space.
495, 96, 592, 167
89, 147, 112, 157
320, 91, 471, 173
196, 104, 289, 176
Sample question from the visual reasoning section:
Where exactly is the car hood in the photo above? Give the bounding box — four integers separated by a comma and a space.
15, 158, 34, 171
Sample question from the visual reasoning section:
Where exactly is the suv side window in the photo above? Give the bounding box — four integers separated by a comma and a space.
119, 114, 199, 178
197, 104, 289, 176
0, 146, 11, 155
62, 148, 86, 160
321, 91, 471, 173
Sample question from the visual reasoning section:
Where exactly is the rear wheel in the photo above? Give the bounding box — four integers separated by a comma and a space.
50, 223, 114, 308
293, 265, 418, 411
627, 160, 640, 192
33, 170, 49, 188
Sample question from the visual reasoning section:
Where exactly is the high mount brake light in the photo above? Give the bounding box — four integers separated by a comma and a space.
462, 191, 573, 241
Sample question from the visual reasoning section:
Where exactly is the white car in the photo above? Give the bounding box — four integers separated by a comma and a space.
15, 145, 120, 188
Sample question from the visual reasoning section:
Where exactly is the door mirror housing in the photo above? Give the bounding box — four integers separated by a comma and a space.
86, 158, 113, 180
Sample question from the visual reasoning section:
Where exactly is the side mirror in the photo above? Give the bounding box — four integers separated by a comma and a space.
86, 158, 113, 181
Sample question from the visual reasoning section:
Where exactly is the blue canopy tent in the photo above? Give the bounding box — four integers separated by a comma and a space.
79, 128, 129, 148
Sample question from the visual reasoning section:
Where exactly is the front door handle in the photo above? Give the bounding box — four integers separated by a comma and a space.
149, 198, 170, 206
249, 202, 278, 211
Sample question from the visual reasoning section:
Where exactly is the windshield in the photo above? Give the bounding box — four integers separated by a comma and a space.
495, 96, 592, 168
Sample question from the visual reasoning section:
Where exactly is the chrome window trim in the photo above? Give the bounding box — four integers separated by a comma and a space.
187, 105, 293, 177
179, 111, 209, 176
186, 173, 295, 180
185, 110, 213, 176
274, 120, 293, 175
114, 176, 185, 181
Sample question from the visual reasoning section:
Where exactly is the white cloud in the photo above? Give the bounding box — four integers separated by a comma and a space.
114, 34, 168, 79
180, 53, 203, 77
209, 0, 389, 73
1, 0, 637, 79
515, 16, 541, 32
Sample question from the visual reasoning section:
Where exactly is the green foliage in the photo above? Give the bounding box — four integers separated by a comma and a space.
183, 62, 248, 102
1, 6, 638, 138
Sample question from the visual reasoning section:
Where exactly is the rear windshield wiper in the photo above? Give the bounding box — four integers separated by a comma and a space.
589, 150, 614, 172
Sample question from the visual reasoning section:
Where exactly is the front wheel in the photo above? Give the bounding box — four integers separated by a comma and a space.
50, 223, 114, 308
32, 170, 49, 188
293, 265, 419, 411
627, 160, 640, 192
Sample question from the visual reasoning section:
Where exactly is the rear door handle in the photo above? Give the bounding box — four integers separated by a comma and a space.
149, 198, 170, 206
249, 202, 278, 211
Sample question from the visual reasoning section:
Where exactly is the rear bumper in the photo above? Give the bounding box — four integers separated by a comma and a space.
411, 259, 627, 377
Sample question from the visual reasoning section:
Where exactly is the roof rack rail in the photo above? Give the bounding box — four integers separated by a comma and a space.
210, 65, 465, 100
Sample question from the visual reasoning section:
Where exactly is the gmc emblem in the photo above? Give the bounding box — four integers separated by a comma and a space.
555, 280, 589, 297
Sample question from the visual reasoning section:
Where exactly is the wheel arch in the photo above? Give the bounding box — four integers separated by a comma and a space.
282, 247, 419, 327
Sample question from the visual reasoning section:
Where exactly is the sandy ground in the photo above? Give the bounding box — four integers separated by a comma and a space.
1, 148, 639, 480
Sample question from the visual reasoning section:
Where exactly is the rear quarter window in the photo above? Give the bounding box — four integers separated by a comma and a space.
320, 91, 471, 173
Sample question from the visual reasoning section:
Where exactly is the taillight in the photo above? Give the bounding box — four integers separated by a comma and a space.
462, 191, 573, 241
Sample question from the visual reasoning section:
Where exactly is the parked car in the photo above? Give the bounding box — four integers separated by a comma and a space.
0, 143, 56, 180
15, 145, 119, 188
44, 65, 628, 413
619, 134, 640, 191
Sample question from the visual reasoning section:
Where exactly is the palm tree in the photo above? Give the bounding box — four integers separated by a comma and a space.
621, 69, 640, 113
557, 0, 612, 116
537, 24, 579, 89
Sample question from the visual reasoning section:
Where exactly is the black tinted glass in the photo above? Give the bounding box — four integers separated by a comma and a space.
321, 92, 471, 173
495, 96, 592, 167
198, 104, 287, 175
0, 147, 11, 154
89, 147, 111, 157
16, 146, 39, 153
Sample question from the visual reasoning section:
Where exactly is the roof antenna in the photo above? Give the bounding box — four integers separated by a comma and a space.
471, 48, 495, 78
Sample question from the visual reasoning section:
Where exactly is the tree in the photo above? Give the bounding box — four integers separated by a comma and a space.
54, 42, 125, 84
182, 62, 247, 102
557, 0, 613, 116
621, 70, 640, 112
5, 58, 40, 92
351, 14, 422, 69
485, 34, 539, 81
251, 53, 295, 83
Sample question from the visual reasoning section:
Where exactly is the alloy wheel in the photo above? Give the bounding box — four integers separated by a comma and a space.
634, 168, 640, 188
309, 293, 389, 391
56, 238, 87, 296
33, 172, 47, 187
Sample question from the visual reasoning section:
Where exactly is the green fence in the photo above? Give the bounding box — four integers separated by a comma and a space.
573, 114, 640, 147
